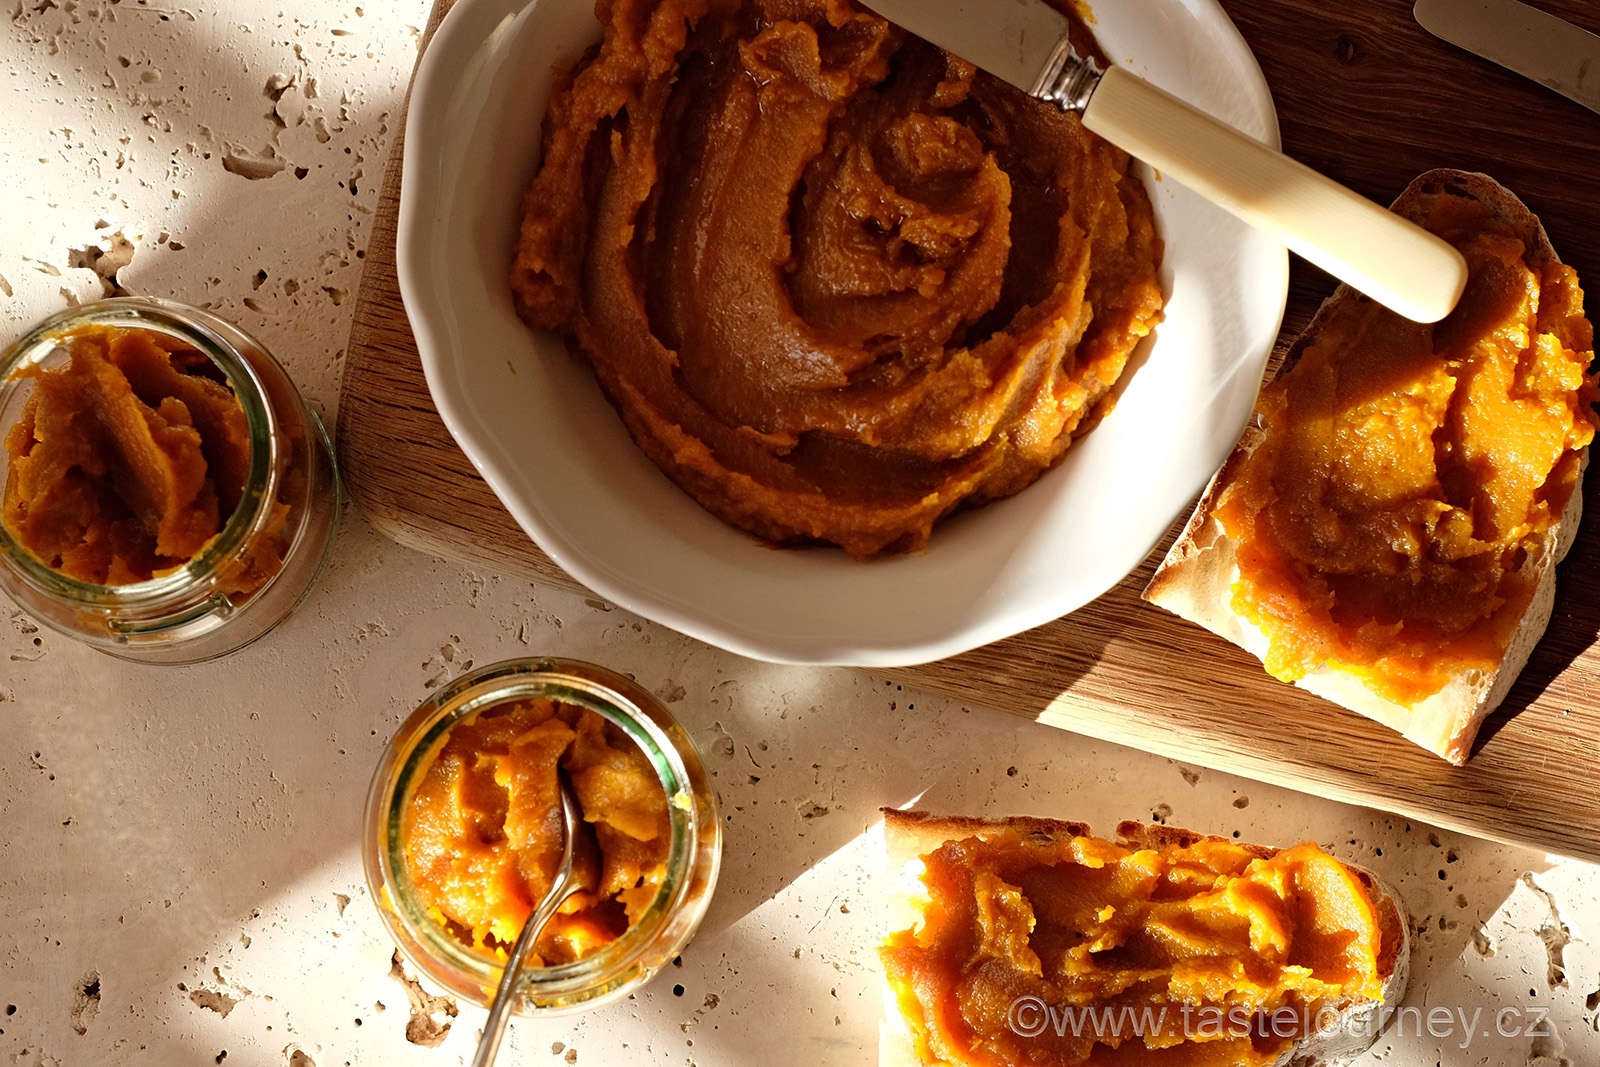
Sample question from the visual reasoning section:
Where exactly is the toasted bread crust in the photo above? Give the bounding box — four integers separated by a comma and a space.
882, 808, 1093, 861
1143, 169, 1592, 765
880, 810, 1411, 1067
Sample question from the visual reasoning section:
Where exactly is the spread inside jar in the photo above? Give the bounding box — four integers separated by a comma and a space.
403, 698, 671, 966
1213, 191, 1599, 707
3, 324, 252, 584
881, 830, 1386, 1066
511, 0, 1164, 557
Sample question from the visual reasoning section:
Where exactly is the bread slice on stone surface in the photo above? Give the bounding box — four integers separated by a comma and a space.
1144, 169, 1592, 765
879, 809, 1410, 1067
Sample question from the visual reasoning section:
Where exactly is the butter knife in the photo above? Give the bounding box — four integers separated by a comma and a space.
855, 0, 1469, 324
1415, 0, 1600, 115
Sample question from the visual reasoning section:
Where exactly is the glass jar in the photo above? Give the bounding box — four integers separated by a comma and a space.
364, 657, 722, 1014
0, 297, 341, 664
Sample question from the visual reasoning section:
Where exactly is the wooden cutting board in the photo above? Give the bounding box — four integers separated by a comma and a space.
338, 0, 1600, 862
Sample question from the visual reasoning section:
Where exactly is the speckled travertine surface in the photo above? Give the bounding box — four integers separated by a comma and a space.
1, 2, 1598, 1065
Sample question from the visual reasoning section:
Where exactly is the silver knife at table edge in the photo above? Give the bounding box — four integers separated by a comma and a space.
855, 0, 1469, 325
1415, 0, 1600, 117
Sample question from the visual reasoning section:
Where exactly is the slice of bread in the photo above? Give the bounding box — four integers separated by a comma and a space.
879, 809, 1410, 1067
1144, 169, 1594, 765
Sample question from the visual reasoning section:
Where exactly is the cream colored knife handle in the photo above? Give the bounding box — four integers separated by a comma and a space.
1082, 66, 1468, 324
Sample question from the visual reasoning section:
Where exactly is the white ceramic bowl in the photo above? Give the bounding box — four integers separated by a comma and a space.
398, 0, 1288, 667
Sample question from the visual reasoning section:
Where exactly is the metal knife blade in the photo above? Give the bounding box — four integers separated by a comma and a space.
1415, 0, 1600, 116
852, 0, 1072, 96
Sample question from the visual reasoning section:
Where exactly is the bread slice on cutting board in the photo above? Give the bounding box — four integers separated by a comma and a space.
1144, 169, 1597, 765
878, 809, 1410, 1067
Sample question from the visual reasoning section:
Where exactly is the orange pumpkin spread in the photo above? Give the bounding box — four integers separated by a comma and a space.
1212, 194, 1599, 707
511, 0, 1164, 557
882, 831, 1385, 1066
3, 324, 251, 584
403, 698, 671, 966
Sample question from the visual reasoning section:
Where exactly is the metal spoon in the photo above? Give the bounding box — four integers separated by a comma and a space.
469, 782, 584, 1067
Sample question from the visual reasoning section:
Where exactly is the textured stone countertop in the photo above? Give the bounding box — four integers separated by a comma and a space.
1, 1, 1597, 1065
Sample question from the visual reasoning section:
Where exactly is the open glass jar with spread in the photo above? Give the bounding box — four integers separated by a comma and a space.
0, 297, 341, 663
364, 658, 722, 1015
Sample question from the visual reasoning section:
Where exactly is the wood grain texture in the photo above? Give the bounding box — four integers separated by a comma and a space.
336, 0, 586, 596
336, 0, 1600, 861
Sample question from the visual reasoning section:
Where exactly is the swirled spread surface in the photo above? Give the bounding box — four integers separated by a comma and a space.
512, 0, 1164, 556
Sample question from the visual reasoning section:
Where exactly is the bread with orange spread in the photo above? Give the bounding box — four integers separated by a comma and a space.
1144, 170, 1598, 765
878, 809, 1409, 1067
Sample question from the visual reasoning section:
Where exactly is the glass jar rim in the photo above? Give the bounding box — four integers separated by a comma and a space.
0, 297, 280, 608
365, 658, 709, 1009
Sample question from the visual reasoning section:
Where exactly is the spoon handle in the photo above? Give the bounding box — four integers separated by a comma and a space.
470, 786, 582, 1067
